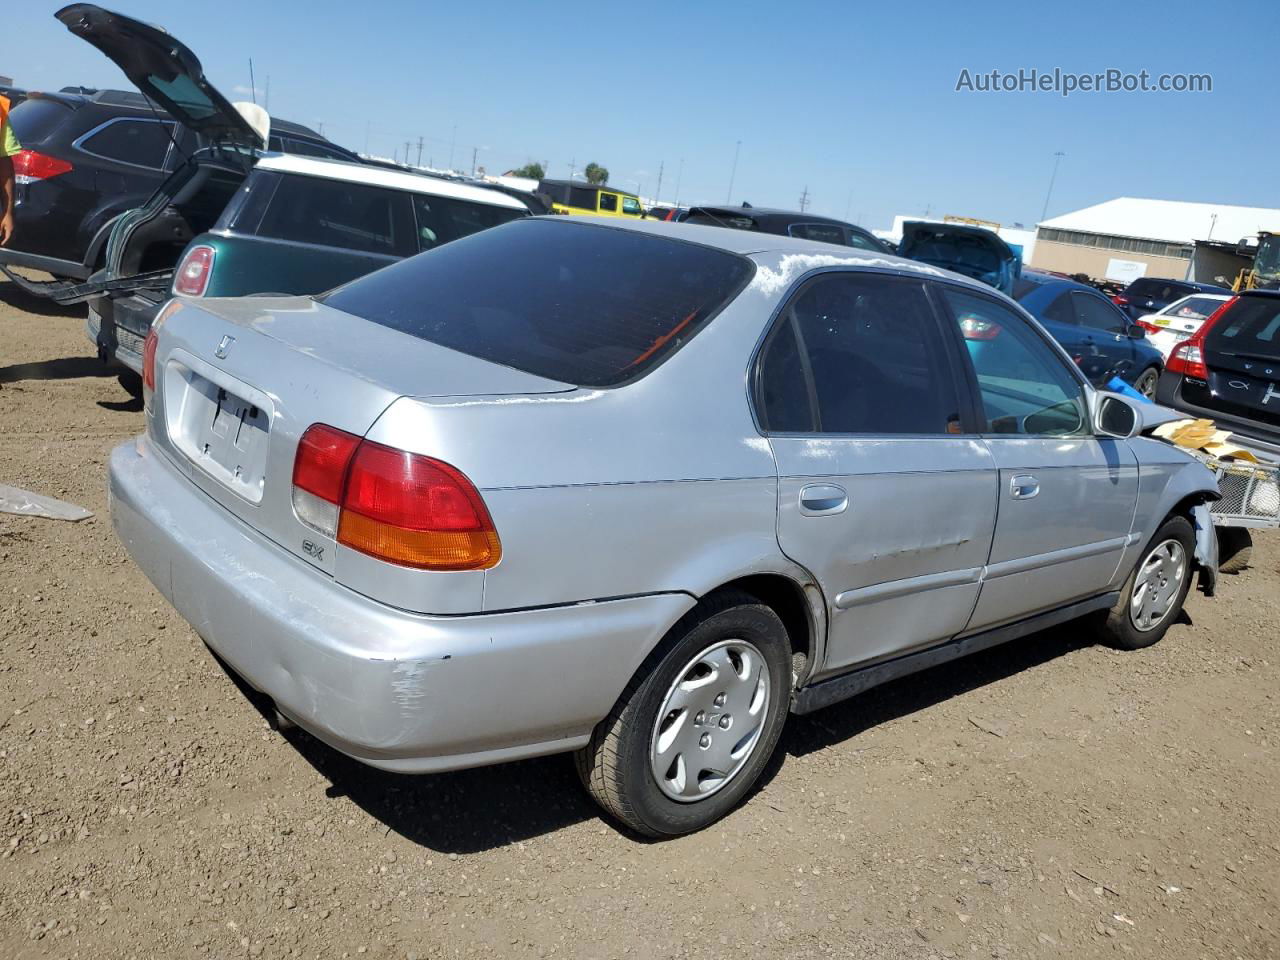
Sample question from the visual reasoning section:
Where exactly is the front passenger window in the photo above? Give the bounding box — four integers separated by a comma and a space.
943, 289, 1087, 436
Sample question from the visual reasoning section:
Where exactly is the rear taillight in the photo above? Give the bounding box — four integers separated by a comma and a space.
1112, 295, 1129, 306
1166, 296, 1237, 380
1137, 319, 1163, 335
173, 245, 215, 297
141, 326, 159, 411
291, 424, 501, 571
959, 315, 1002, 340
11, 149, 73, 184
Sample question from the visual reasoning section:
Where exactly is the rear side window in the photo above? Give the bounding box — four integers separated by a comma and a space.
755, 273, 961, 434
254, 174, 416, 257
788, 223, 846, 245
78, 118, 175, 169
411, 193, 525, 250
279, 136, 355, 161
7, 99, 73, 143
599, 192, 618, 212
321, 219, 754, 387
1207, 298, 1280, 355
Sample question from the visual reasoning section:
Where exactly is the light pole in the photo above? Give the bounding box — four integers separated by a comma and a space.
1040, 151, 1065, 223
726, 140, 741, 204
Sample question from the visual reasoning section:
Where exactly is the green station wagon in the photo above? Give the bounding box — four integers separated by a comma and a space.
89, 154, 531, 374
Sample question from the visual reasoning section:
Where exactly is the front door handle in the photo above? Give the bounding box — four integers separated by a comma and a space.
1010, 475, 1040, 500
799, 483, 848, 516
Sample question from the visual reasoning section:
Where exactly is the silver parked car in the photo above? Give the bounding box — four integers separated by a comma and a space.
109, 217, 1221, 837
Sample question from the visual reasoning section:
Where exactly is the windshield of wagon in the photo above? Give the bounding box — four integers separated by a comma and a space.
320, 219, 755, 387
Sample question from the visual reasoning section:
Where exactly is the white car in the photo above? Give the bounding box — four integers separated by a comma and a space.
1137, 293, 1232, 359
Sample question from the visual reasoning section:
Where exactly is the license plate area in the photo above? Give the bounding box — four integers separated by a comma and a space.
165, 363, 273, 504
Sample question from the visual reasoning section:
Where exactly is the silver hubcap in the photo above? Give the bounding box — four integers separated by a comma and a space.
1137, 370, 1159, 398
1130, 538, 1186, 632
649, 639, 770, 803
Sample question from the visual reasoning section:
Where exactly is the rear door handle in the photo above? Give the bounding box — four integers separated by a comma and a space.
1010, 475, 1040, 500
799, 483, 848, 516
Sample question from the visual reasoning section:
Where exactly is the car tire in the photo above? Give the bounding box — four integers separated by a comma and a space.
1217, 527, 1253, 575
1133, 365, 1161, 399
1097, 515, 1195, 650
575, 591, 792, 838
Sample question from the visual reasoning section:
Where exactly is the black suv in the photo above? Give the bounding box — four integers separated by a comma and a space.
1156, 290, 1280, 461
1113, 276, 1231, 321
1, 86, 357, 281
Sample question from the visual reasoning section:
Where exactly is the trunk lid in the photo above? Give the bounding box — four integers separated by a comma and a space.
898, 221, 1021, 295
149, 296, 571, 611
55, 4, 265, 148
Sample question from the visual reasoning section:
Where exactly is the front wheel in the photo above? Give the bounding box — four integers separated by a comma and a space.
1096, 515, 1195, 650
575, 592, 792, 837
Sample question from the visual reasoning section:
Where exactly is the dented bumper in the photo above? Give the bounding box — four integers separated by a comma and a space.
108, 435, 693, 773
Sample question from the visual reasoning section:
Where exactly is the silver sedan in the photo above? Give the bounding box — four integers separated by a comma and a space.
109, 216, 1220, 836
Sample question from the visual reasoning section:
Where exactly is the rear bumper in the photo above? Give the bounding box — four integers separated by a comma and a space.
108, 435, 693, 773
86, 294, 163, 375
0, 247, 90, 280
1155, 372, 1280, 464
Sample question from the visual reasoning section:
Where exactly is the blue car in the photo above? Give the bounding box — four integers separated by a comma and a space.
1008, 272, 1165, 397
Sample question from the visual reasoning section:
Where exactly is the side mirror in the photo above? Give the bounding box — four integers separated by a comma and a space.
1126, 323, 1147, 339
1096, 394, 1140, 439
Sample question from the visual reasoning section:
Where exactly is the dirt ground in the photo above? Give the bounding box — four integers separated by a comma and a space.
1, 279, 1277, 960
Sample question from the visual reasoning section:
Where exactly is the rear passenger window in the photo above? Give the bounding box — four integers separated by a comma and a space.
756, 274, 961, 434
254, 175, 416, 257
943, 288, 1087, 436
599, 192, 619, 212
79, 118, 174, 169
788, 223, 846, 245
411, 194, 525, 251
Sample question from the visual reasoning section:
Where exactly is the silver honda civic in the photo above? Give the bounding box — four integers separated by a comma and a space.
109, 217, 1220, 837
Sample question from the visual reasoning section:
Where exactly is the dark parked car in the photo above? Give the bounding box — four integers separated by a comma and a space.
1156, 291, 1280, 461
0, 84, 357, 281
644, 206, 685, 222
1113, 277, 1231, 322
898, 221, 1021, 296
682, 205, 893, 253
1012, 271, 1165, 396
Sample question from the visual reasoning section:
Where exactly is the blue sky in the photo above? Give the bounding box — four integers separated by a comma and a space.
5, 0, 1275, 230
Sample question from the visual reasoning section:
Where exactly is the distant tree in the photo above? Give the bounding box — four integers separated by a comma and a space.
510, 161, 545, 180
583, 162, 609, 185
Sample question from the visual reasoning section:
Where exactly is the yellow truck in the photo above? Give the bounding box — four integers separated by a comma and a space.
539, 179, 643, 218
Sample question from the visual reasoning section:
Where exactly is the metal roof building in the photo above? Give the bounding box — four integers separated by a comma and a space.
1031, 197, 1280, 284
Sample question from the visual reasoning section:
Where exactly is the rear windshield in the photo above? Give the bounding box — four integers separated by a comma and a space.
320, 219, 755, 387
7, 99, 73, 143
1127, 278, 1187, 300
1206, 297, 1280, 359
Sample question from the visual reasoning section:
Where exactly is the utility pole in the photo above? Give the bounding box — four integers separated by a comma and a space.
726, 140, 741, 204
317, 121, 326, 137
471, 146, 478, 176
248, 59, 257, 104
416, 137, 423, 168
798, 186, 810, 212
404, 141, 411, 166
568, 157, 576, 181
655, 160, 664, 204
1040, 151, 1065, 223
674, 158, 684, 207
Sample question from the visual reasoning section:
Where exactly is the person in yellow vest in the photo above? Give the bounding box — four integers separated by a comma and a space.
1, 93, 18, 246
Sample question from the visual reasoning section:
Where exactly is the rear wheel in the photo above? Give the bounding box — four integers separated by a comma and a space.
575, 592, 791, 837
1097, 515, 1195, 650
1217, 527, 1253, 575
1133, 365, 1160, 399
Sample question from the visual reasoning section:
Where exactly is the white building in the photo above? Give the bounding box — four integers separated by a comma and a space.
1032, 197, 1280, 284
